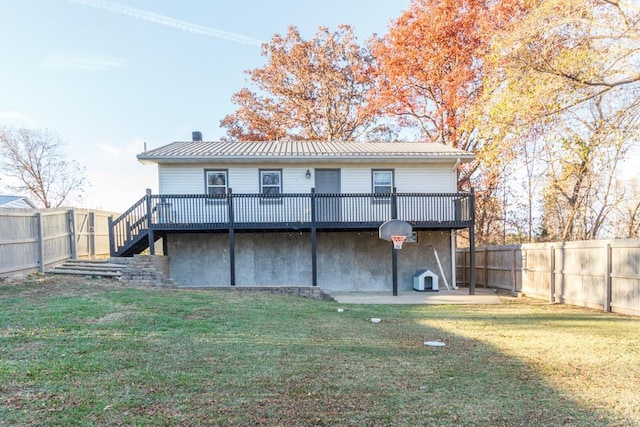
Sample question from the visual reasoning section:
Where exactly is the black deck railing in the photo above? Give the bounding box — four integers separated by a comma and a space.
109, 191, 474, 256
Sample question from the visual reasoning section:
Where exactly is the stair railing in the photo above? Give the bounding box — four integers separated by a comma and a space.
109, 195, 148, 256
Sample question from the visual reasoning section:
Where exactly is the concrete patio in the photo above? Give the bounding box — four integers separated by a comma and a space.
329, 287, 502, 305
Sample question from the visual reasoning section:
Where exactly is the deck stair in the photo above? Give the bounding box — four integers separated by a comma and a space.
46, 259, 124, 278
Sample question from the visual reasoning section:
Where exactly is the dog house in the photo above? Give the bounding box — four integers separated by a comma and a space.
413, 269, 439, 292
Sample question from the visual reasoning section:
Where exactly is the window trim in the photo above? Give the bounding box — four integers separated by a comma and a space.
259, 169, 283, 203
372, 169, 394, 203
204, 169, 229, 197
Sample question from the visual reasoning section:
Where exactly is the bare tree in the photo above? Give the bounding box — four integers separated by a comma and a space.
615, 178, 640, 238
539, 94, 636, 241
475, 0, 640, 242
0, 127, 88, 208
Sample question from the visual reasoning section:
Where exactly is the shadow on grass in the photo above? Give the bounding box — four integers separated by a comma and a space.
0, 280, 637, 426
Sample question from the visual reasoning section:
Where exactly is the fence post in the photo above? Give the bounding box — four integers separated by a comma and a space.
604, 243, 612, 313
461, 248, 467, 288
36, 212, 45, 273
89, 211, 96, 259
549, 245, 555, 303
511, 247, 516, 295
483, 247, 488, 288
69, 209, 77, 260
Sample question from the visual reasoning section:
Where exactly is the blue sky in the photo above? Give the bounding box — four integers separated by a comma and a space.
0, 0, 409, 212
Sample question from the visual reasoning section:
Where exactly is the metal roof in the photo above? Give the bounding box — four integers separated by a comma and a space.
0, 195, 36, 208
137, 141, 475, 164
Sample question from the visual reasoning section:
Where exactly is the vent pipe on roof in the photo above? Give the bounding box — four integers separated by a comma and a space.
192, 131, 203, 142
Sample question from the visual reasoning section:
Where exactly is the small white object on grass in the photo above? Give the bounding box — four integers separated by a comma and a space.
370, 318, 382, 323
337, 308, 344, 313
424, 341, 446, 347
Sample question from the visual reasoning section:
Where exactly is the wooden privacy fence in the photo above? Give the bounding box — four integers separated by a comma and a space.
457, 239, 640, 316
0, 208, 118, 276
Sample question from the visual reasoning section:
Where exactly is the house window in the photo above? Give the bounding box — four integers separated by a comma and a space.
205, 170, 228, 195
260, 170, 282, 195
372, 170, 394, 194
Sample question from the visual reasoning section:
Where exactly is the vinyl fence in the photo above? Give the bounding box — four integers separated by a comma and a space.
0, 208, 118, 276
457, 240, 640, 316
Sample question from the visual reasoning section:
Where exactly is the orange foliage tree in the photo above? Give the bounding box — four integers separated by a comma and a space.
220, 25, 389, 141
370, 0, 531, 244
370, 0, 529, 188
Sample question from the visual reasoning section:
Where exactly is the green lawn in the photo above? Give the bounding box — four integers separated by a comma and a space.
1, 275, 639, 426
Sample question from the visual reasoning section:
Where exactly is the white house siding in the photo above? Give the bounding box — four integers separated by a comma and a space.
159, 164, 318, 194
158, 162, 458, 195
157, 163, 459, 225
158, 164, 203, 194
166, 230, 452, 292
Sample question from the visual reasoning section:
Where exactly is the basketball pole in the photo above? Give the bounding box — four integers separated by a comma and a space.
392, 244, 398, 296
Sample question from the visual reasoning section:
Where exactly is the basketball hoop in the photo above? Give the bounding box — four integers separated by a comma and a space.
391, 235, 407, 250
379, 219, 412, 250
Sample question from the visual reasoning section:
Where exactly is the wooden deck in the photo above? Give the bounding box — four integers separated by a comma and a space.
109, 191, 475, 257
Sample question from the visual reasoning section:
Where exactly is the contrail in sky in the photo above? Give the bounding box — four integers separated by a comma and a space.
69, 0, 265, 46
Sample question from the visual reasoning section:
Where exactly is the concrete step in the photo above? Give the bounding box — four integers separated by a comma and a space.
64, 260, 115, 265
46, 259, 123, 278
54, 264, 123, 272
46, 269, 122, 277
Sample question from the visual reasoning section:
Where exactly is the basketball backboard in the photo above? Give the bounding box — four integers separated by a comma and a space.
379, 220, 413, 249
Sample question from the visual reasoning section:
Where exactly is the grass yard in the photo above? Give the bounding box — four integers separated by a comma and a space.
1, 275, 639, 426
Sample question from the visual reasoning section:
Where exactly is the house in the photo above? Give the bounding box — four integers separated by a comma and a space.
0, 195, 37, 209
110, 135, 477, 294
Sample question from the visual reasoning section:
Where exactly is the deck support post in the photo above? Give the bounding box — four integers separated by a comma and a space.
108, 216, 115, 257
146, 189, 155, 255
391, 188, 398, 296
162, 236, 168, 256
148, 230, 155, 256
228, 189, 236, 286
468, 188, 476, 295
311, 188, 317, 287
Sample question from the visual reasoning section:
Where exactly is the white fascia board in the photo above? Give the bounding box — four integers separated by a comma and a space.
137, 154, 475, 165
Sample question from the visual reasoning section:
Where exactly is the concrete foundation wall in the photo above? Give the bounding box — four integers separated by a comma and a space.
168, 233, 230, 286
166, 230, 453, 292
